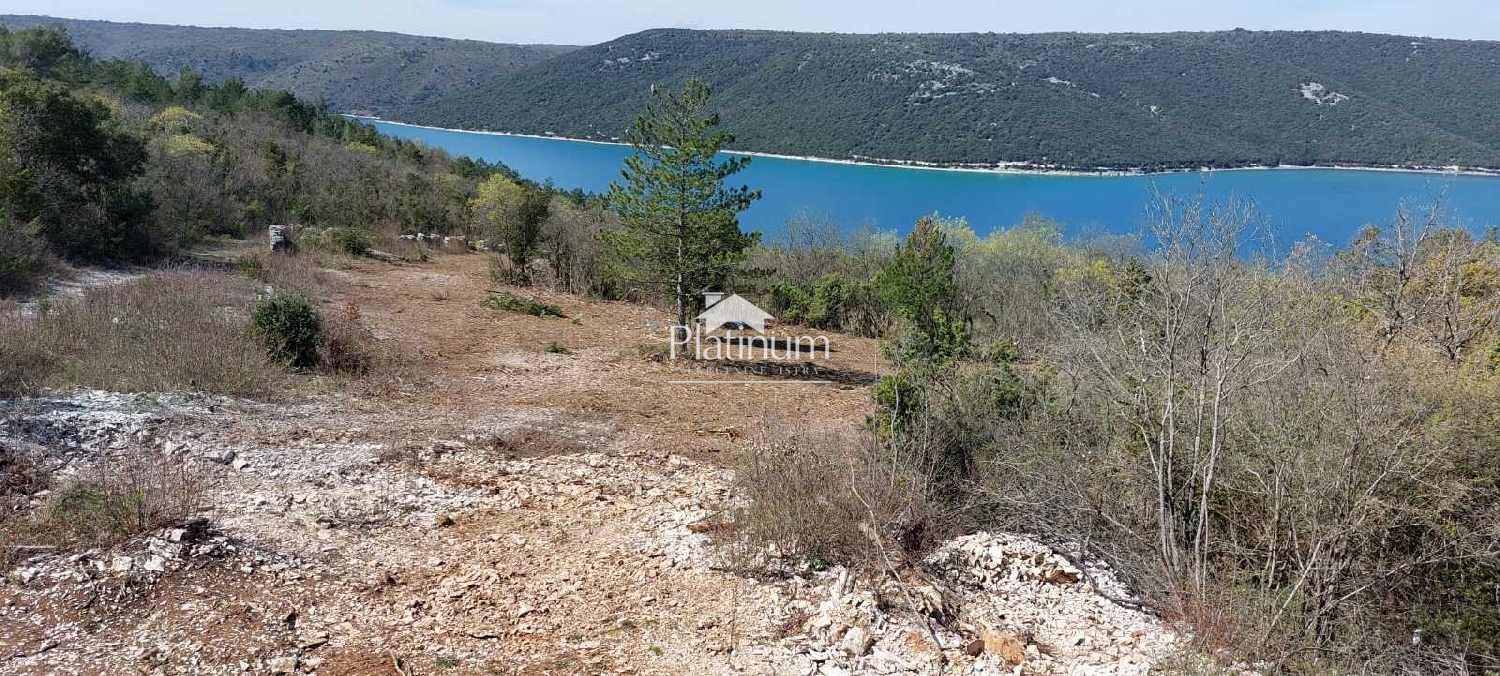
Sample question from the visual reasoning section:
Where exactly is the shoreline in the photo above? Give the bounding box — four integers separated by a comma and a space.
351, 116, 1500, 179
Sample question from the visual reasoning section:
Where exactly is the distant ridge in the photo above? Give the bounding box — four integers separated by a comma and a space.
0, 15, 578, 115
398, 28, 1500, 171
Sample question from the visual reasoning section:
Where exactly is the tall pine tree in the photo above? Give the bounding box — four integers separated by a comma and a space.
604, 79, 760, 328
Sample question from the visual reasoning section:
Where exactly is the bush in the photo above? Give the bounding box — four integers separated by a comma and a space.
0, 218, 54, 297
724, 422, 949, 572
252, 293, 323, 369
41, 451, 199, 547
763, 273, 884, 336
481, 291, 566, 318
325, 227, 371, 256
765, 282, 812, 324
318, 300, 381, 375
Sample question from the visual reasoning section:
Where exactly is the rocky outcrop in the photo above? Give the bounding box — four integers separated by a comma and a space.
737, 532, 1177, 675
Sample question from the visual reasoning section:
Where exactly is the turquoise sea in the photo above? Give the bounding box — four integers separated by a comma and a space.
367, 120, 1500, 246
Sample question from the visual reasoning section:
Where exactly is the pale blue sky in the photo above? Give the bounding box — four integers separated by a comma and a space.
7, 0, 1496, 45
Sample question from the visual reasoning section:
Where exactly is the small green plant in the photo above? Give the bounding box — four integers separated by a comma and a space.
979, 335, 1021, 364
252, 294, 323, 369
326, 227, 371, 256
481, 291, 565, 318
435, 656, 460, 669
636, 342, 672, 361
545, 341, 572, 355
236, 255, 266, 281
648, 646, 664, 656
40, 452, 199, 547
46, 485, 119, 538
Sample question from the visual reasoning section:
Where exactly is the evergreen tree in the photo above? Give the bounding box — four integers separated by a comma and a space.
604, 78, 760, 327
874, 217, 969, 367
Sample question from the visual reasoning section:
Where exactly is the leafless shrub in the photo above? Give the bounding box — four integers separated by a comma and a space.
967, 194, 1500, 673
42, 450, 200, 546
538, 197, 618, 297
319, 298, 422, 394
723, 420, 947, 574
1, 443, 53, 506
2, 449, 200, 565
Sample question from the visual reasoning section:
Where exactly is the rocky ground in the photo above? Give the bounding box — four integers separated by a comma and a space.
1, 254, 1180, 675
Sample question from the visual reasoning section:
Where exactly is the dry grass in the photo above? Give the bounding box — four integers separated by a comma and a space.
723, 420, 941, 573
237, 250, 337, 299
2, 446, 200, 567
319, 298, 423, 395
0, 269, 286, 398
486, 426, 588, 459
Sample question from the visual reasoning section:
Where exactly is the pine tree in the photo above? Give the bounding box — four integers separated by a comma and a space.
604, 78, 760, 328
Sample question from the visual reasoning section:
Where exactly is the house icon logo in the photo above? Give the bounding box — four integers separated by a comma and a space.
695, 291, 773, 334
669, 290, 832, 366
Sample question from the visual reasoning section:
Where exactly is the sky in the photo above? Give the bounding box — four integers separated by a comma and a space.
6, 0, 1497, 45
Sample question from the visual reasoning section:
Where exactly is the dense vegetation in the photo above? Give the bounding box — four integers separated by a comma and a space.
0, 25, 610, 296
403, 28, 1500, 170
0, 15, 575, 115
731, 201, 1500, 674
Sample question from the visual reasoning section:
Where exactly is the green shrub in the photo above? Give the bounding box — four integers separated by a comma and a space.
763, 274, 884, 336
252, 293, 323, 368
870, 370, 925, 436
0, 219, 52, 297
325, 227, 371, 256
481, 291, 565, 318
766, 282, 812, 324
236, 255, 266, 281
808, 273, 883, 333
978, 335, 1021, 364
545, 341, 572, 355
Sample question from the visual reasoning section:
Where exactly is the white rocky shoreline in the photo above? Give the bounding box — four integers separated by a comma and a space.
350, 116, 1500, 179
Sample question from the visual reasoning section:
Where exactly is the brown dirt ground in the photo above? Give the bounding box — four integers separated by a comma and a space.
333, 253, 883, 455
2, 251, 887, 676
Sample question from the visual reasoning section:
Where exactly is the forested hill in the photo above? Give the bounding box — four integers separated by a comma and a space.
0, 15, 576, 115
400, 28, 1500, 171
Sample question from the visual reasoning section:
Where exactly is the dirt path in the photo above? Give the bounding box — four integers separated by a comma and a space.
337, 254, 881, 454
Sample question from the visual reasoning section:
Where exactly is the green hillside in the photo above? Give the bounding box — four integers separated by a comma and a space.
0, 14, 576, 115
400, 28, 1500, 170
